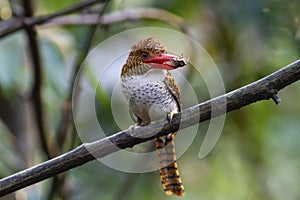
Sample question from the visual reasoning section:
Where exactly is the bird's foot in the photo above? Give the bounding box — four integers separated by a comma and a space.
136, 117, 143, 126
128, 124, 137, 137
167, 112, 175, 124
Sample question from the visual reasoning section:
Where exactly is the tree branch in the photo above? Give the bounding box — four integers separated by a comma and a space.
0, 7, 189, 38
56, 0, 109, 153
48, 3, 110, 199
22, 0, 52, 159
43, 8, 190, 33
0, 0, 108, 38
0, 60, 300, 196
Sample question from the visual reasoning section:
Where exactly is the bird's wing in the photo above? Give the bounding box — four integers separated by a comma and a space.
163, 71, 182, 112
160, 71, 184, 196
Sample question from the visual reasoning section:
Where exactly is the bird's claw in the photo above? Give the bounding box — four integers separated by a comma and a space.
167, 112, 175, 124
128, 124, 136, 137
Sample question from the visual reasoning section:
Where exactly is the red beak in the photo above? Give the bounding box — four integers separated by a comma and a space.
144, 53, 186, 70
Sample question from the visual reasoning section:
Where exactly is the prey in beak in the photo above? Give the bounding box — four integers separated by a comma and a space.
144, 53, 187, 70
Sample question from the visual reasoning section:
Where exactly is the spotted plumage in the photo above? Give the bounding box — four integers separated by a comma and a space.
121, 37, 186, 196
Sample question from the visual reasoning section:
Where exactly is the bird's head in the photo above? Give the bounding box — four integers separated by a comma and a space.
121, 37, 186, 77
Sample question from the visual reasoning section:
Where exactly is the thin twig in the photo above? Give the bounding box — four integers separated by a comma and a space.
0, 0, 108, 38
0, 7, 189, 38
48, 2, 110, 199
56, 2, 110, 151
22, 0, 51, 159
43, 8, 190, 34
0, 59, 299, 196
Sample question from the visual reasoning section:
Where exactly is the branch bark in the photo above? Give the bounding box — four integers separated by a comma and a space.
0, 59, 300, 196
42, 8, 190, 33
0, 0, 108, 38
49, 3, 109, 199
0, 7, 189, 38
22, 0, 51, 159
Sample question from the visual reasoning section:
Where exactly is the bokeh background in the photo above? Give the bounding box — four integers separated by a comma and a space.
0, 0, 300, 199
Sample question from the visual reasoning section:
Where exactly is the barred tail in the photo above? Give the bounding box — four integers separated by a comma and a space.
156, 133, 184, 196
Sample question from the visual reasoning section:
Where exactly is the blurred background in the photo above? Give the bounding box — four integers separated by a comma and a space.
0, 0, 300, 199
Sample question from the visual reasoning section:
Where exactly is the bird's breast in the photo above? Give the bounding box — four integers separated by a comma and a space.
121, 76, 178, 124
121, 76, 171, 104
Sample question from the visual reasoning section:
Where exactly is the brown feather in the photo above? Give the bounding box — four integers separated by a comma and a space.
121, 37, 185, 196
158, 71, 184, 196
163, 71, 182, 111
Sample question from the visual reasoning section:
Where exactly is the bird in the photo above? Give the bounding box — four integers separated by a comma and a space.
120, 37, 187, 196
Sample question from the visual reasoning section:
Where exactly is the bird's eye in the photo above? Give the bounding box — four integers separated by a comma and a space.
141, 52, 148, 58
